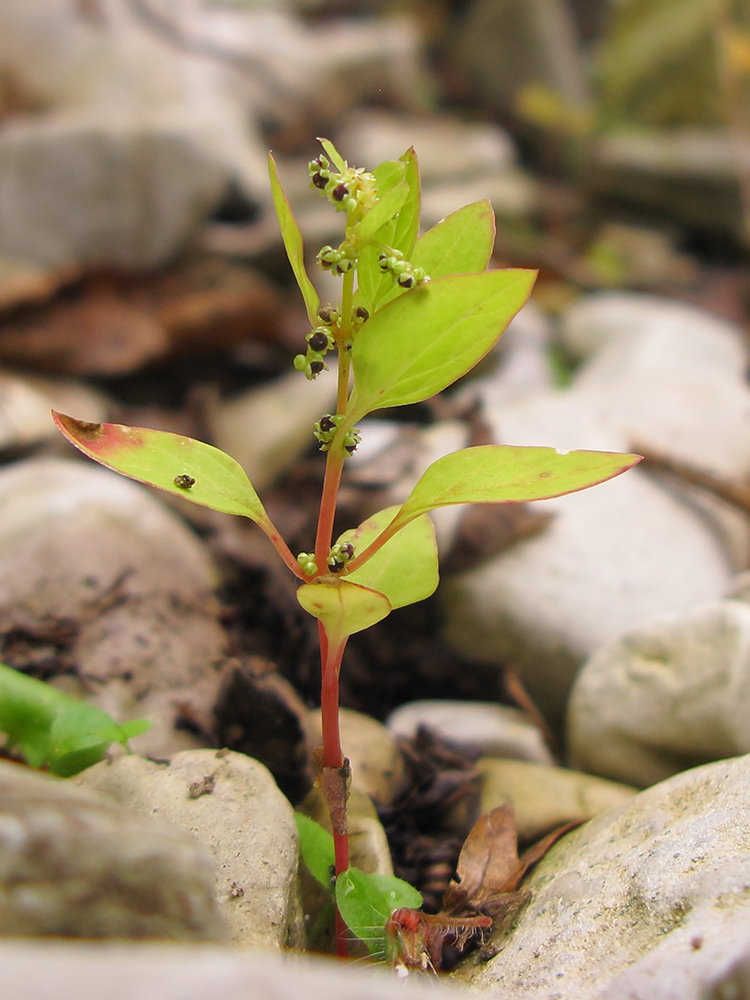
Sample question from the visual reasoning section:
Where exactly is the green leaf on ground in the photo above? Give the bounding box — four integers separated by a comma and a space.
296, 579, 391, 644
336, 868, 421, 957
340, 507, 438, 609
53, 412, 273, 528
268, 153, 320, 324
0, 662, 150, 776
349, 269, 536, 420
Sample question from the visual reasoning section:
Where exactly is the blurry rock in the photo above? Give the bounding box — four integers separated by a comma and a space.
442, 294, 746, 726
447, 0, 592, 120
0, 457, 228, 757
0, 760, 225, 940
75, 749, 302, 950
559, 292, 747, 374
386, 700, 554, 765
0, 111, 229, 270
441, 431, 730, 727
592, 130, 750, 240
212, 369, 337, 493
309, 708, 405, 808
0, 373, 108, 452
476, 758, 636, 843
457, 754, 750, 999
3, 939, 449, 1000
338, 110, 518, 184
568, 600, 750, 788
0, 1, 430, 270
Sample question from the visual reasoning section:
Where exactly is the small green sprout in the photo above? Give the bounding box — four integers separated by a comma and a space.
53, 137, 641, 958
0, 662, 149, 777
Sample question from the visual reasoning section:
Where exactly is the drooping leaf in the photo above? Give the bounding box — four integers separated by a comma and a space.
295, 813, 335, 891
348, 269, 536, 420
296, 579, 391, 645
442, 805, 523, 916
268, 153, 319, 324
339, 507, 438, 609
0, 662, 150, 776
412, 200, 496, 278
53, 412, 274, 529
386, 445, 642, 536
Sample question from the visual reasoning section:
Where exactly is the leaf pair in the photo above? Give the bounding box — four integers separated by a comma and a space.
294, 812, 422, 958
0, 662, 149, 776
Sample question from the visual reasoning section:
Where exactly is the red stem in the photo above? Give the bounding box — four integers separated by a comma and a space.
319, 622, 350, 957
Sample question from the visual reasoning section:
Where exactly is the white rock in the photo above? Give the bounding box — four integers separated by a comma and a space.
0, 373, 107, 451
458, 754, 750, 1000
441, 399, 731, 725
212, 369, 337, 492
567, 600, 750, 787
0, 760, 225, 940
476, 758, 636, 843
3, 939, 457, 1000
560, 292, 747, 374
386, 700, 554, 765
75, 749, 302, 950
0, 457, 227, 757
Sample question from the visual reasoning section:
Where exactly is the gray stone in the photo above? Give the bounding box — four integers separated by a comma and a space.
567, 600, 750, 788
0, 457, 227, 758
0, 374, 108, 452
386, 700, 554, 765
2, 939, 466, 1000
476, 758, 636, 843
0, 760, 225, 940
457, 754, 750, 1000
75, 749, 302, 950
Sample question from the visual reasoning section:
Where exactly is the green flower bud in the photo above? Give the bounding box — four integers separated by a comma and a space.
297, 552, 318, 577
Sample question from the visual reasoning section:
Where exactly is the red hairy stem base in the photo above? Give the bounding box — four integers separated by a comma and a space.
318, 623, 350, 957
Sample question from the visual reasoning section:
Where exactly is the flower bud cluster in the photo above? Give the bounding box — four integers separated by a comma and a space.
313, 414, 361, 456
297, 552, 318, 577
316, 244, 355, 276
377, 249, 429, 290
327, 541, 355, 574
308, 154, 378, 221
294, 306, 338, 380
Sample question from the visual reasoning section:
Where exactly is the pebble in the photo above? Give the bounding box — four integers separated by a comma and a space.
386, 700, 554, 765
458, 753, 750, 1000
75, 749, 303, 950
567, 599, 750, 787
476, 758, 636, 843
0, 760, 225, 940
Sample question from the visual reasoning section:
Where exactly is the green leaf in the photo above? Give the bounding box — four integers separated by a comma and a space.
296, 579, 391, 646
390, 148, 421, 258
386, 445, 643, 537
295, 814, 335, 892
335, 868, 394, 957
53, 413, 274, 529
340, 507, 438, 609
357, 182, 409, 242
318, 138, 346, 172
412, 200, 496, 278
372, 159, 406, 197
349, 269, 537, 420
368, 873, 423, 913
268, 153, 320, 325
0, 662, 150, 776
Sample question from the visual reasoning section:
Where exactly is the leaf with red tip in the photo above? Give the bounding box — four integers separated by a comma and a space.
53, 412, 273, 528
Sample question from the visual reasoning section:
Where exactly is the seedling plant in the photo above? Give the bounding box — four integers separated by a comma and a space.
54, 139, 640, 960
